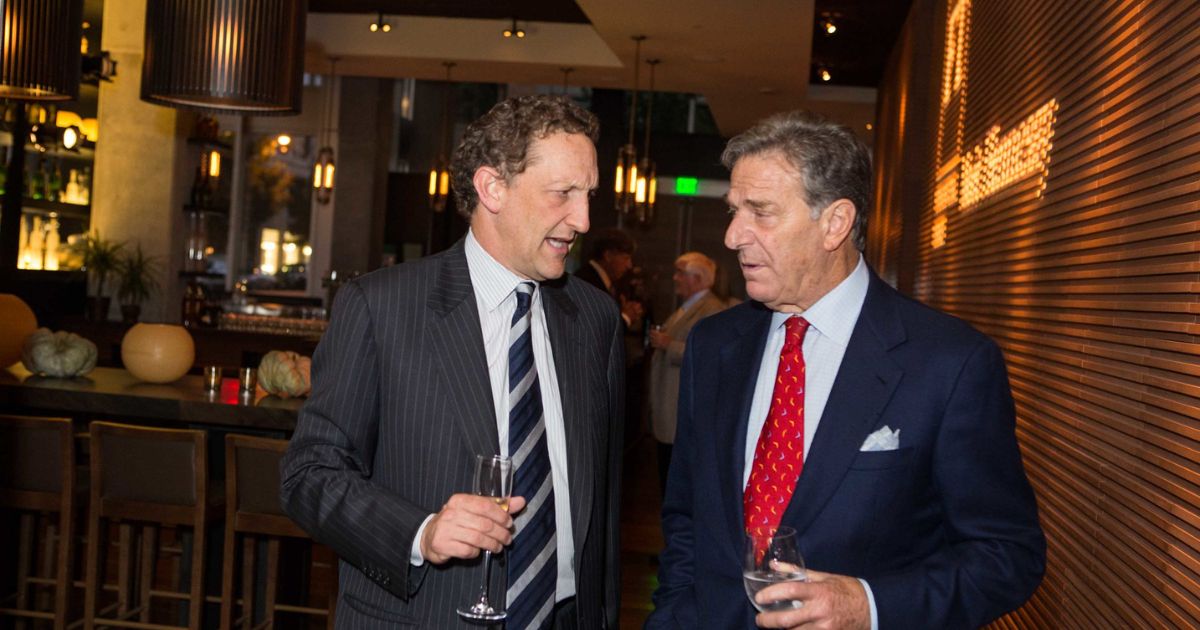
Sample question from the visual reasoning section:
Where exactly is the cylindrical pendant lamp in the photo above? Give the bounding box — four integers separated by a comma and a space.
0, 0, 84, 101
141, 0, 306, 115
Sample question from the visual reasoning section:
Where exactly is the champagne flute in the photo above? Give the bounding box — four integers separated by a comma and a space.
743, 526, 807, 612
457, 454, 514, 621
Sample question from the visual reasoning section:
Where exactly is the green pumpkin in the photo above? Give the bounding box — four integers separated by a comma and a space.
257, 350, 312, 398
21, 328, 98, 378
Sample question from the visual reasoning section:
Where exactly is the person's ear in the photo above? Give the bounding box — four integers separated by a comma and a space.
821, 199, 856, 251
473, 166, 506, 215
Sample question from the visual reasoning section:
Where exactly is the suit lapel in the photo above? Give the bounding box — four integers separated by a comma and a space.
782, 275, 906, 535
427, 243, 501, 459
540, 282, 596, 559
716, 304, 773, 553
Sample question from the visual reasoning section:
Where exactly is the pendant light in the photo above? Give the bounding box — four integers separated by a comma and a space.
0, 0, 83, 100
141, 0, 306, 115
429, 62, 456, 212
634, 59, 660, 225
614, 35, 645, 216
313, 57, 338, 205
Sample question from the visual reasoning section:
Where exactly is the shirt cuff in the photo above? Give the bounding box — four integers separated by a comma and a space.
858, 579, 879, 630
410, 514, 436, 566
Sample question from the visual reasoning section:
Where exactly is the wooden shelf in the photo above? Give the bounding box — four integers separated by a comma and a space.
22, 198, 90, 219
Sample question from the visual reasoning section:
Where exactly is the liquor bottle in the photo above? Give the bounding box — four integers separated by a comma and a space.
49, 160, 63, 202
64, 169, 81, 204
29, 156, 44, 200
43, 217, 60, 270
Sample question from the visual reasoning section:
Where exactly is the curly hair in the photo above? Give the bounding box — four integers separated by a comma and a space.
722, 110, 872, 251
450, 94, 599, 218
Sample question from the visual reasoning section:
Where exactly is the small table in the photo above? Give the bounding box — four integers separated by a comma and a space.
0, 365, 302, 432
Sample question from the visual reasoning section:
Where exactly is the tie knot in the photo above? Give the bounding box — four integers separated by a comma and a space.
783, 316, 809, 351
513, 282, 535, 319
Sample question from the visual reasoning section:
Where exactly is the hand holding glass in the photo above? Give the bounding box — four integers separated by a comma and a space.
457, 455, 514, 622
743, 526, 807, 612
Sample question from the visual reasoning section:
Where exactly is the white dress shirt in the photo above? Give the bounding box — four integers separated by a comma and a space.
410, 230, 576, 602
741, 255, 880, 629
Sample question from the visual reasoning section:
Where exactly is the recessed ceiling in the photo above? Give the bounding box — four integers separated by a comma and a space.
305, 0, 911, 136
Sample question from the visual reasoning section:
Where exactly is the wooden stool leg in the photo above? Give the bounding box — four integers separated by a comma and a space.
117, 522, 133, 617
83, 515, 103, 630
220, 528, 236, 630
264, 538, 280, 629
14, 513, 34, 627
188, 524, 205, 630
139, 525, 158, 623
54, 505, 73, 630
240, 537, 255, 630
36, 519, 57, 617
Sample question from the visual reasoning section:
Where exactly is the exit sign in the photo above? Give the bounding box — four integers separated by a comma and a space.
675, 177, 699, 195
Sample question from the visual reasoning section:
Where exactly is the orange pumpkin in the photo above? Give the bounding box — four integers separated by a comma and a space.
0, 294, 38, 369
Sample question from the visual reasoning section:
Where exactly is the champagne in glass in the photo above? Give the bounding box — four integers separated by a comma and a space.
743, 526, 807, 612
457, 454, 514, 621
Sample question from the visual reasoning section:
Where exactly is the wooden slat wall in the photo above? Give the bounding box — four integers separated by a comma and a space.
872, 0, 1200, 627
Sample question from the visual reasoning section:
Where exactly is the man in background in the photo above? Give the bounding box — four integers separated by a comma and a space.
648, 110, 1044, 629
647, 252, 728, 496
282, 95, 624, 629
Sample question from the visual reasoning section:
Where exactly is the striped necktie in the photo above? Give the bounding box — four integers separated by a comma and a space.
506, 282, 557, 629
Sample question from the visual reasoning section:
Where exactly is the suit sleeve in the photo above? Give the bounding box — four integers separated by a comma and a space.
868, 339, 1046, 628
280, 280, 434, 599
603, 311, 625, 629
646, 327, 702, 629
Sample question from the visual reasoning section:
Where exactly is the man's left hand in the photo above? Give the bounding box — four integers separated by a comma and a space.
754, 570, 870, 630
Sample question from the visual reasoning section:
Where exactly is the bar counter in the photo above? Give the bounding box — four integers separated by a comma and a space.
0, 365, 303, 432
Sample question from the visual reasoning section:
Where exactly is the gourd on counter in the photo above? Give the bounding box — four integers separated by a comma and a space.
257, 350, 312, 398
21, 328, 98, 378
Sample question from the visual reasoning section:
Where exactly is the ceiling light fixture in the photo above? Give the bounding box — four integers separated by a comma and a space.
820, 12, 839, 35
370, 11, 391, 33
0, 0, 84, 101
503, 16, 525, 38
614, 35, 646, 218
429, 61, 456, 212
634, 58, 660, 225
141, 0, 305, 115
819, 67, 832, 82
314, 57, 338, 205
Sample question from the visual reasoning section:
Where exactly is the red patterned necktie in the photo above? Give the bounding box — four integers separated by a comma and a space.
744, 316, 810, 537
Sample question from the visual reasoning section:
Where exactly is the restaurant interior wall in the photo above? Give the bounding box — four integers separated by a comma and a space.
872, 0, 1200, 626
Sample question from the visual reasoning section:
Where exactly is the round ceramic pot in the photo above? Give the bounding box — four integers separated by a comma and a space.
120, 323, 195, 383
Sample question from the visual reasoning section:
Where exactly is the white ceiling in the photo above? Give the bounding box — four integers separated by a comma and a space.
304, 0, 877, 137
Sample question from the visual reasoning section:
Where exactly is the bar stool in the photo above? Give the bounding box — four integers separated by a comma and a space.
220, 434, 336, 630
83, 421, 221, 630
0, 414, 76, 629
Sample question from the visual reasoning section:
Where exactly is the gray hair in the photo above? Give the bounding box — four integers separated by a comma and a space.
676, 252, 716, 288
721, 110, 871, 251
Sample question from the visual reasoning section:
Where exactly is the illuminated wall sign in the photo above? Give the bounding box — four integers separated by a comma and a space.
930, 0, 1058, 248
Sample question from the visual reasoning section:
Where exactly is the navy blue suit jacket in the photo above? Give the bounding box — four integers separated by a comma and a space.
647, 271, 1045, 629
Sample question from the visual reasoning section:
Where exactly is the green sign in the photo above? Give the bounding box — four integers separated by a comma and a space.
675, 177, 699, 196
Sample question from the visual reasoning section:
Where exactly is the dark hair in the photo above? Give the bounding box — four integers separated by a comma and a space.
450, 94, 599, 218
586, 227, 636, 261
721, 110, 872, 251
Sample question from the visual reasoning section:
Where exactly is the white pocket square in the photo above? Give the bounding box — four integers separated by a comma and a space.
860, 425, 901, 452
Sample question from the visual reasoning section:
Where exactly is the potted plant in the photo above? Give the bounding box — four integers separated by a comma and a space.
74, 231, 124, 321
116, 244, 161, 324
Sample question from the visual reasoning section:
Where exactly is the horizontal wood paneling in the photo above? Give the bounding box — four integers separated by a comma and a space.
874, 0, 1200, 627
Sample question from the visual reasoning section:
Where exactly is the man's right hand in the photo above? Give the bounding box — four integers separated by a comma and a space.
419, 494, 528, 565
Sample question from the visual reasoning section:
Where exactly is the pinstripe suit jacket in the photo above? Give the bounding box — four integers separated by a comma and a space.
281, 240, 625, 628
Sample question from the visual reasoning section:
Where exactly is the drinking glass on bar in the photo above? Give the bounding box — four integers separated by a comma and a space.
743, 525, 807, 612
457, 454, 514, 622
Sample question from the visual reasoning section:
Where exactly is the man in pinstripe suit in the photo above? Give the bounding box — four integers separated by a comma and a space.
282, 95, 624, 629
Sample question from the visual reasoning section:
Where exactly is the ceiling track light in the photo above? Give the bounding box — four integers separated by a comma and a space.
502, 16, 525, 38
370, 10, 391, 33
819, 66, 832, 82
819, 11, 840, 35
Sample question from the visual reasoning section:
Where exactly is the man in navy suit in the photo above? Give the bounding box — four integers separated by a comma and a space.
283, 95, 623, 629
647, 111, 1045, 629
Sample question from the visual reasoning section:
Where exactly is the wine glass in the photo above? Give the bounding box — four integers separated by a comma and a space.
457, 454, 514, 622
743, 526, 807, 612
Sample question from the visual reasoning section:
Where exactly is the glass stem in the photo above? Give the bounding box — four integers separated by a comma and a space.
478, 550, 494, 604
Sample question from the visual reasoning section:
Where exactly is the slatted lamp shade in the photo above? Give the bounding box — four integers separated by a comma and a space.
141, 0, 306, 115
0, 0, 84, 101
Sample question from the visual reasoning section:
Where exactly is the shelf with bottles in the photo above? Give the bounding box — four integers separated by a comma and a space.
16, 152, 93, 207
15, 210, 86, 271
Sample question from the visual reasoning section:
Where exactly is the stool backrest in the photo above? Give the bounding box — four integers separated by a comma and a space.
90, 421, 207, 523
225, 434, 306, 538
0, 414, 73, 510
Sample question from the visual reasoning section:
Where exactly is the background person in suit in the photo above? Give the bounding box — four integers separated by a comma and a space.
574, 227, 645, 330
647, 252, 728, 496
647, 111, 1045, 630
281, 95, 624, 629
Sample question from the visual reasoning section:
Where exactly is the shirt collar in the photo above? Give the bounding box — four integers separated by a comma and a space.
588, 259, 613, 290
465, 229, 537, 313
680, 288, 710, 311
770, 254, 868, 346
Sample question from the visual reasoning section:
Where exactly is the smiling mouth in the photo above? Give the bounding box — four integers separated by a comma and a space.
546, 236, 574, 251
